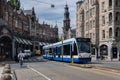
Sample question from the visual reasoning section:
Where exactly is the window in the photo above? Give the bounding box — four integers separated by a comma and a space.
109, 13, 112, 25
102, 2, 105, 12
115, 27, 120, 37
115, 12, 120, 24
116, 0, 120, 7
90, 21, 92, 29
90, 33, 92, 39
102, 16, 105, 26
90, 9, 92, 17
92, 7, 95, 15
77, 42, 91, 53
63, 44, 70, 55
102, 30, 105, 38
109, 0, 112, 8
109, 28, 112, 38
93, 20, 95, 28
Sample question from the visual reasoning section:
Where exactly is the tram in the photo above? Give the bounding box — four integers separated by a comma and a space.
43, 37, 91, 63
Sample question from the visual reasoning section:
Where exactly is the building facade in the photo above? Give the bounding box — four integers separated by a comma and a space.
0, 0, 58, 60
76, 0, 120, 61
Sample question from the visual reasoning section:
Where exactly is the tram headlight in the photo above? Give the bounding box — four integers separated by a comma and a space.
79, 54, 82, 58
89, 55, 92, 58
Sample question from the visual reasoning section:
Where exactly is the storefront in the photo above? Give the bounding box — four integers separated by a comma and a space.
0, 25, 13, 60
0, 25, 33, 61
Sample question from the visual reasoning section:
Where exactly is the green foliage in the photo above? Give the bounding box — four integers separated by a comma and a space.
59, 38, 62, 41
8, 0, 20, 10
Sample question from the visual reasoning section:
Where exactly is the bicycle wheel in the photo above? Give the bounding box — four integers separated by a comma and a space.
20, 60, 23, 67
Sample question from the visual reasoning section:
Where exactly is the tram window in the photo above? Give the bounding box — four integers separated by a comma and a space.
43, 50, 45, 55
49, 48, 53, 55
49, 48, 52, 53
56, 47, 58, 55
63, 45, 70, 55
73, 43, 77, 55
57, 47, 61, 54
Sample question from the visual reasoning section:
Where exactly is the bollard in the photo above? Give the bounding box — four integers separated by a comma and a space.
1, 63, 5, 66
0, 74, 12, 80
71, 55, 74, 64
2, 68, 11, 74
4, 64, 10, 69
4, 65, 11, 70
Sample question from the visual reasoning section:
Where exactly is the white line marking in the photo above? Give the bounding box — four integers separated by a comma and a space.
27, 65, 51, 80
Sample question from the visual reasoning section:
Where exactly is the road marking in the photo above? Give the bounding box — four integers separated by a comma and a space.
27, 65, 51, 80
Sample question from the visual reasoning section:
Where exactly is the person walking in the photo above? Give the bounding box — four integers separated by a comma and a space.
18, 51, 24, 67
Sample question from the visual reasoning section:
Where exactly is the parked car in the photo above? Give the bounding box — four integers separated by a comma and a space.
23, 50, 31, 59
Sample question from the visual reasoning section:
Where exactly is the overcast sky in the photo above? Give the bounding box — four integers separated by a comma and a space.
20, 0, 78, 35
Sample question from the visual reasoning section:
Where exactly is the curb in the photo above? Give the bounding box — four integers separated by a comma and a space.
92, 65, 120, 73
12, 70, 17, 80
70, 63, 120, 73
70, 63, 93, 68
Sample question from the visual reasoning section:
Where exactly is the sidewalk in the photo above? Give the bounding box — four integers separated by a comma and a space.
71, 60, 120, 73
91, 60, 120, 70
14, 67, 45, 80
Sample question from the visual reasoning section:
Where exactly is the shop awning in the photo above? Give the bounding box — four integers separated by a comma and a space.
18, 38, 24, 44
27, 40, 32, 45
39, 42, 42, 46
15, 37, 20, 43
23, 39, 28, 45
15, 37, 32, 45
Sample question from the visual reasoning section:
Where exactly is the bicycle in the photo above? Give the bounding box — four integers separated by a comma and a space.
19, 59, 23, 68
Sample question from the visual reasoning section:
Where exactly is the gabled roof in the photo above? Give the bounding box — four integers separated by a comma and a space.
23, 10, 32, 15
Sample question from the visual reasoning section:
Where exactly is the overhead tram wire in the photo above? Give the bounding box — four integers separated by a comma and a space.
32, 0, 55, 8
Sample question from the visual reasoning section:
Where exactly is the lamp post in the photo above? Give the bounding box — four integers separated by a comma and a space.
61, 36, 63, 61
32, 0, 55, 8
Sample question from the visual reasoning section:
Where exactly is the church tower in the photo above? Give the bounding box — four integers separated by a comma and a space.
63, 3, 71, 40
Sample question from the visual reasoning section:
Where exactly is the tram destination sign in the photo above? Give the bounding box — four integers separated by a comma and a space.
76, 38, 90, 42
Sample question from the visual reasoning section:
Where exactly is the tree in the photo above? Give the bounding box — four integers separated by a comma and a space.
8, 0, 20, 10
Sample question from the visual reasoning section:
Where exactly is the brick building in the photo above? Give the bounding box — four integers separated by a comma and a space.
0, 0, 58, 60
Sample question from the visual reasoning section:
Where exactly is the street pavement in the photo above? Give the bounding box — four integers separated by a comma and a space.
1, 56, 120, 80
10, 57, 120, 80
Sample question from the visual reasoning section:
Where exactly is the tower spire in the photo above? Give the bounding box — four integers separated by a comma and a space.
63, 2, 71, 40
66, 0, 67, 5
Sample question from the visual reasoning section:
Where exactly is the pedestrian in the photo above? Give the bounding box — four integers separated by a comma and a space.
18, 50, 24, 67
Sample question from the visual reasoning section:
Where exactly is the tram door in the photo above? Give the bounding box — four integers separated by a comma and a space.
112, 47, 117, 58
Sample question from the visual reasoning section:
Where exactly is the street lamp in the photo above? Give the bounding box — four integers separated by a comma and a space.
32, 0, 55, 8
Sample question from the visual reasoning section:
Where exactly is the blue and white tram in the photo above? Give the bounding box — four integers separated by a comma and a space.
43, 37, 91, 63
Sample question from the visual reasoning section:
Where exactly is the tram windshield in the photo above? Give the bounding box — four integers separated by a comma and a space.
77, 42, 91, 53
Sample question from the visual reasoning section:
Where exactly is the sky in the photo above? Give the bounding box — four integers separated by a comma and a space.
20, 0, 78, 35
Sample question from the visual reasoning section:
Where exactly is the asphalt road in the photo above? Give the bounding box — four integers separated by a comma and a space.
11, 60, 120, 80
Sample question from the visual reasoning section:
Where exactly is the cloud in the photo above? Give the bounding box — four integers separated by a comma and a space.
20, 0, 77, 35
